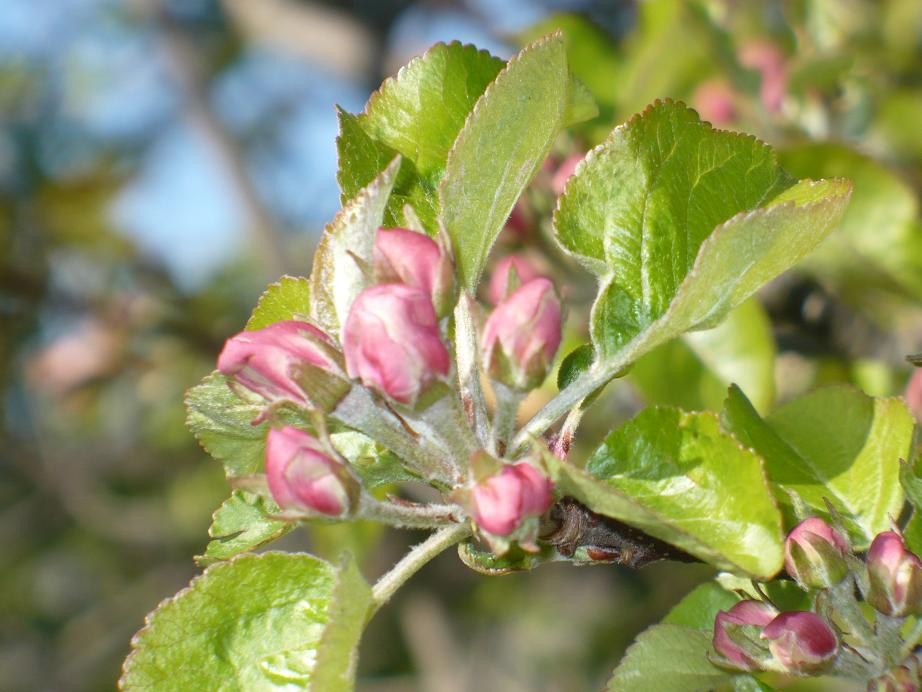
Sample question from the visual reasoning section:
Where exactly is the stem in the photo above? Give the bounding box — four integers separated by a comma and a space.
490, 383, 522, 456
453, 294, 490, 447
371, 523, 472, 611
360, 496, 461, 530
332, 387, 452, 484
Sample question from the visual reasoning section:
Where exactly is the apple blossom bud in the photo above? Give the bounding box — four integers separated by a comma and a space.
470, 461, 553, 536
373, 227, 455, 317
217, 321, 347, 410
265, 426, 357, 516
551, 153, 585, 196
342, 284, 450, 406
693, 79, 737, 125
739, 40, 787, 113
784, 517, 849, 589
906, 369, 922, 423
713, 600, 777, 670
488, 254, 541, 305
867, 531, 922, 617
481, 277, 562, 391
761, 611, 838, 674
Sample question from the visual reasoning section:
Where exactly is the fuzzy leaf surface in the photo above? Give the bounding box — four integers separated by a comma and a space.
546, 407, 784, 577
246, 276, 312, 331
441, 33, 570, 289
554, 100, 851, 370
121, 552, 371, 690
309, 159, 400, 335
631, 299, 775, 413
722, 384, 911, 546
197, 491, 292, 566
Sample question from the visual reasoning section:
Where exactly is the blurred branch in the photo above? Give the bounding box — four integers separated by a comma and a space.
220, 0, 376, 79
399, 592, 468, 692
148, 4, 288, 277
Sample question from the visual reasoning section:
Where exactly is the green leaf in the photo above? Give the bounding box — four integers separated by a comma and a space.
901, 456, 922, 512
779, 142, 922, 302
546, 407, 784, 577
336, 43, 504, 232
197, 491, 292, 566
606, 625, 733, 691
310, 158, 400, 336
662, 582, 740, 629
555, 100, 851, 367
441, 33, 571, 290
631, 299, 775, 413
722, 384, 911, 546
186, 372, 268, 477
904, 511, 922, 556
121, 552, 372, 690
245, 276, 311, 331
185, 371, 305, 477
356, 43, 504, 181
329, 431, 419, 489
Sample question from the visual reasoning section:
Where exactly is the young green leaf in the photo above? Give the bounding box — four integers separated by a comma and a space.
558, 100, 851, 360
630, 299, 775, 413
545, 407, 784, 577
441, 33, 571, 290
329, 430, 419, 489
245, 276, 311, 331
121, 552, 372, 690
309, 158, 400, 335
336, 43, 504, 231
197, 491, 292, 565
186, 371, 270, 477
722, 384, 911, 547
662, 582, 741, 629
780, 142, 922, 302
606, 625, 734, 691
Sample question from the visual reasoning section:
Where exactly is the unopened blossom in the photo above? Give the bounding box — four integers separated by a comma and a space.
265, 426, 356, 516
551, 153, 585, 196
470, 461, 553, 536
867, 531, 922, 617
905, 369, 922, 423
217, 321, 342, 407
488, 254, 541, 305
761, 611, 838, 674
373, 227, 455, 317
481, 277, 562, 391
784, 517, 849, 589
342, 284, 450, 406
713, 600, 777, 670
693, 79, 737, 125
739, 40, 787, 113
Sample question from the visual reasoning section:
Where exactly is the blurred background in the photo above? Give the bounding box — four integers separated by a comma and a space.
3, 1, 922, 690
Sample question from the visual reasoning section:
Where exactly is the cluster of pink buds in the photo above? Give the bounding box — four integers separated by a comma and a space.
214, 221, 562, 547
713, 516, 922, 683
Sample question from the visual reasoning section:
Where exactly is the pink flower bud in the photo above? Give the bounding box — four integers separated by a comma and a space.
265, 426, 356, 516
906, 369, 922, 423
470, 461, 553, 536
218, 321, 343, 407
551, 153, 585, 196
373, 227, 455, 317
761, 611, 838, 674
784, 517, 849, 589
739, 40, 787, 113
342, 284, 450, 405
488, 254, 541, 305
867, 531, 922, 617
481, 277, 562, 391
713, 600, 778, 670
693, 79, 737, 125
